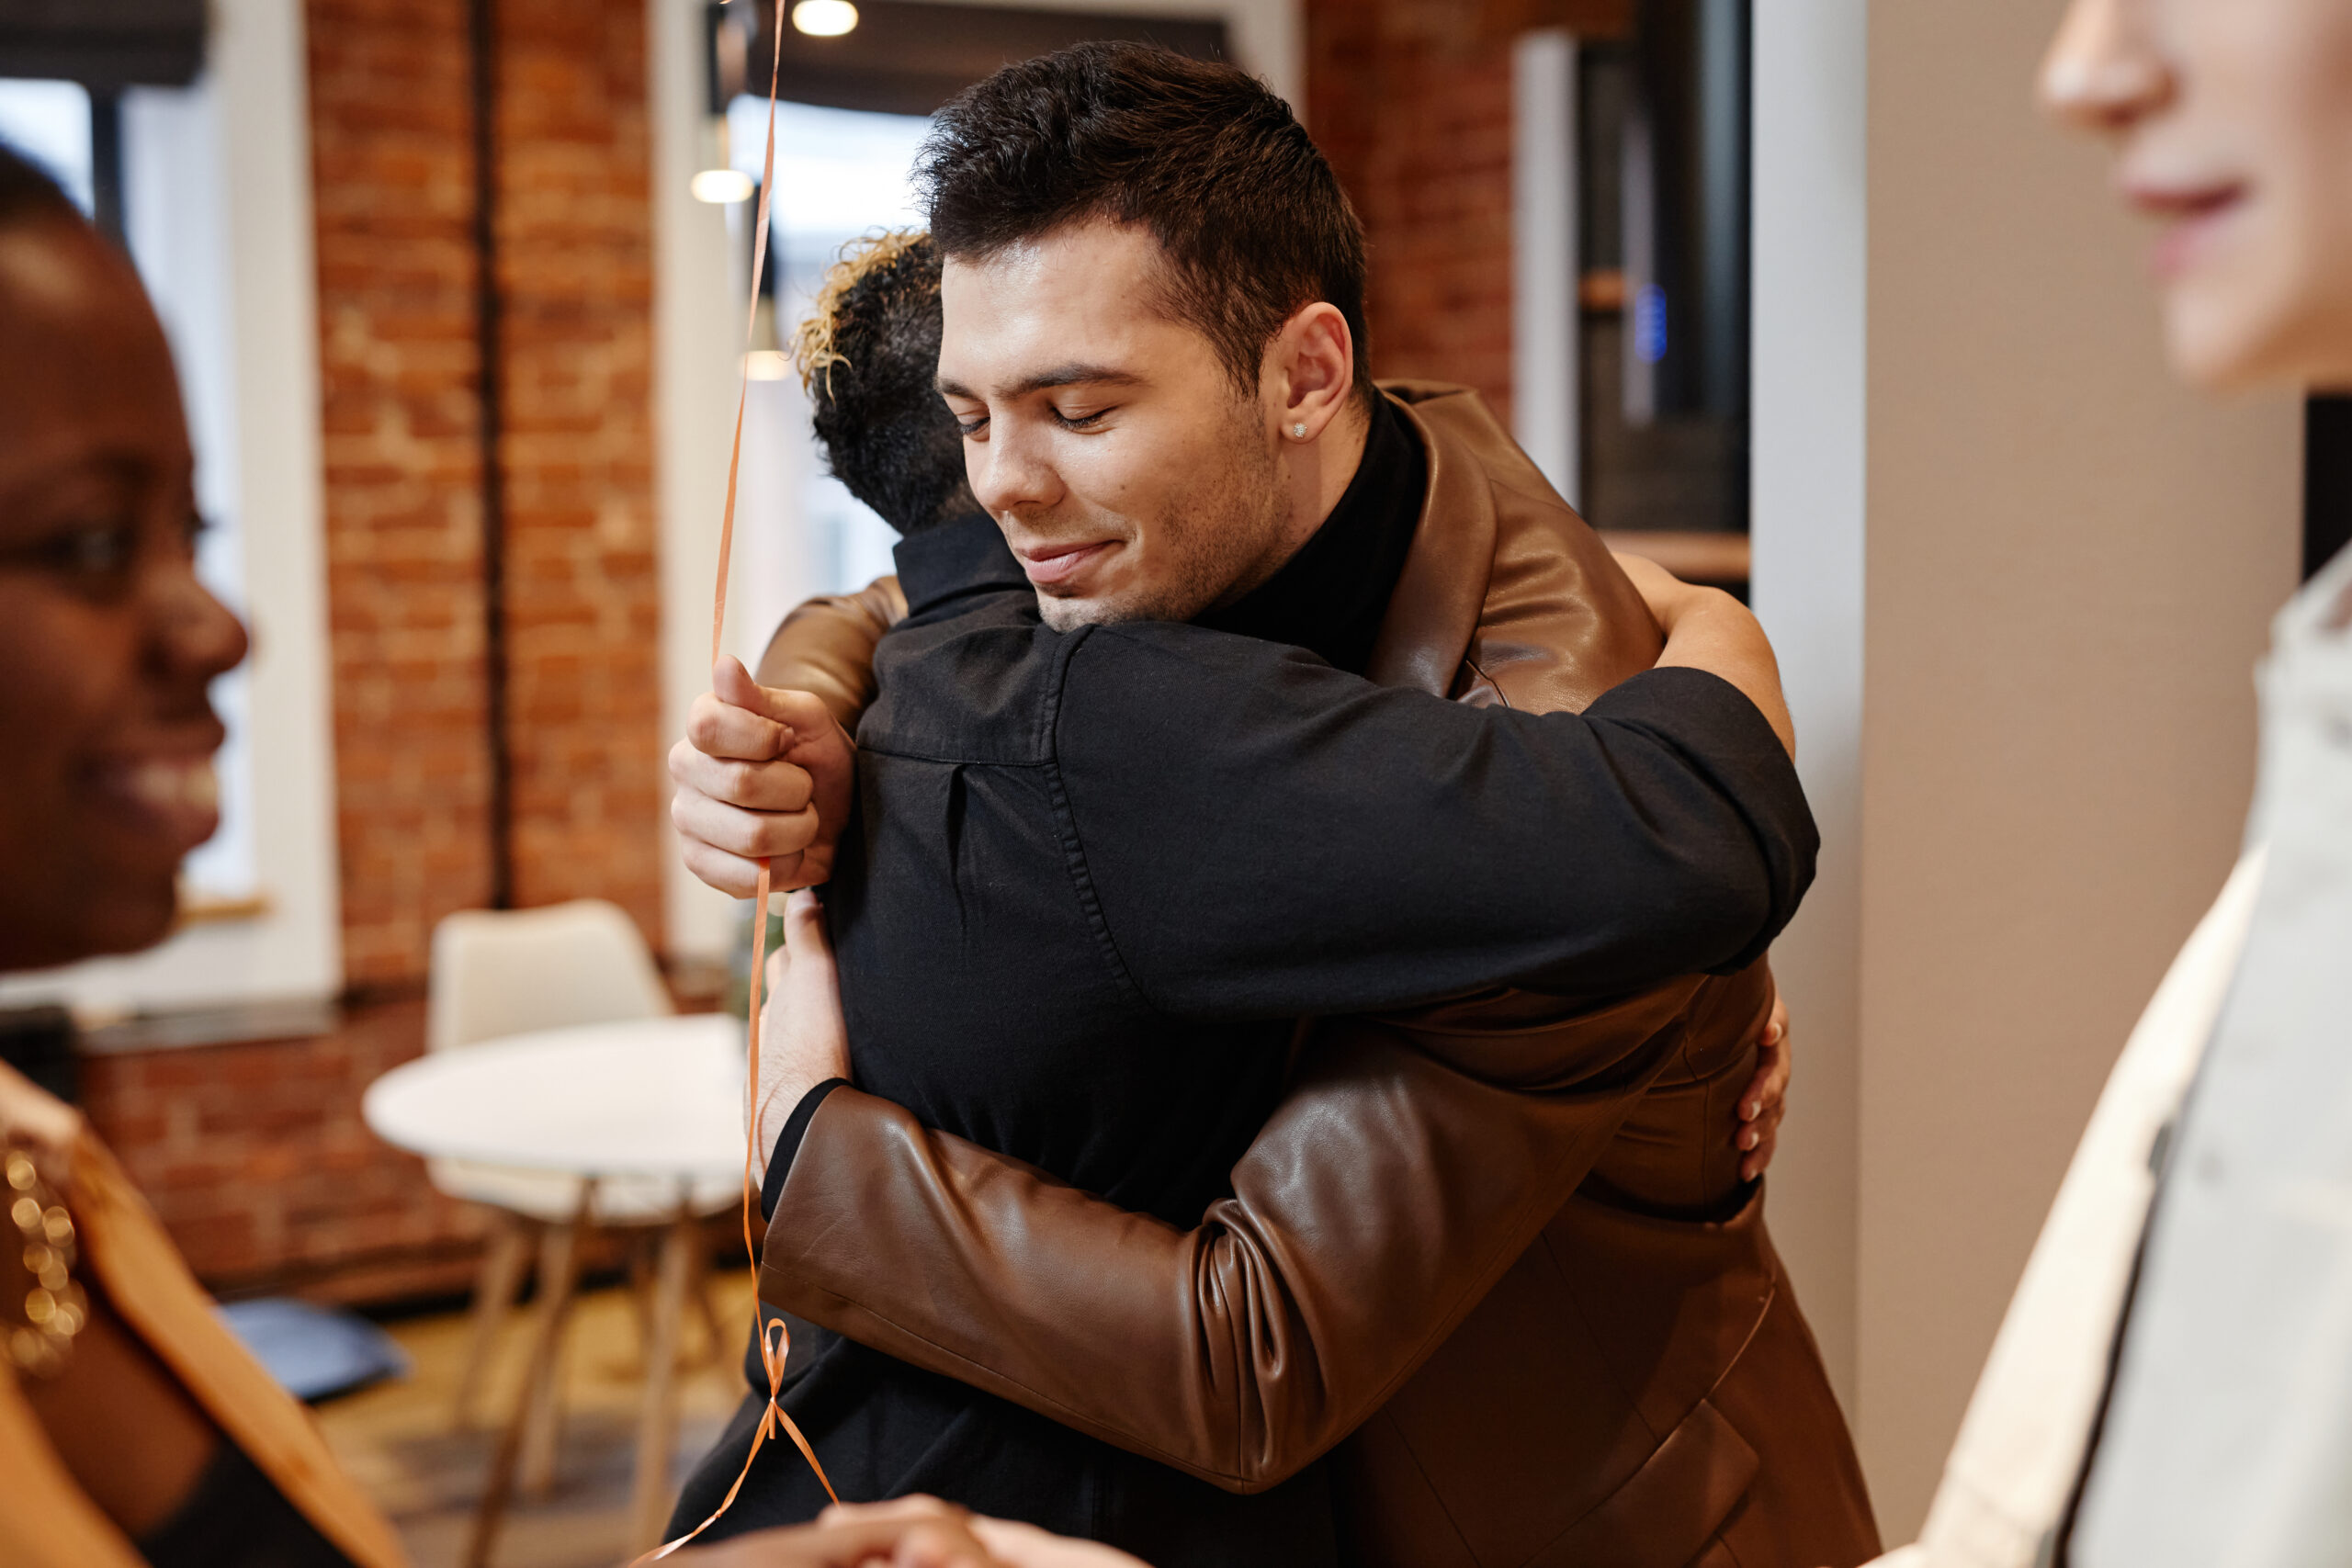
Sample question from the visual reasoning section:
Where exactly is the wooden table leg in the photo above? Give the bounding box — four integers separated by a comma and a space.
628, 1201, 696, 1554
464, 1180, 594, 1568
691, 1235, 728, 1366
454, 1211, 532, 1431
517, 1217, 581, 1498
628, 1231, 657, 1362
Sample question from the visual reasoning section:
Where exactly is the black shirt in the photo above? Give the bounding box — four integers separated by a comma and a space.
681, 430, 1815, 1563
139, 1439, 351, 1568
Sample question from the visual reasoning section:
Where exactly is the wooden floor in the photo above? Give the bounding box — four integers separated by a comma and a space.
314, 1271, 758, 1568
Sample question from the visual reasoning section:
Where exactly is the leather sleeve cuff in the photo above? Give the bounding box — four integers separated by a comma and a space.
762, 1077, 850, 1222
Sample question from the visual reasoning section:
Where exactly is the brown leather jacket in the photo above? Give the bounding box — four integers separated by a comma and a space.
756, 383, 1878, 1568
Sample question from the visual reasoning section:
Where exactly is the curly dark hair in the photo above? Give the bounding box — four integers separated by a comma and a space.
0, 141, 79, 230
789, 230, 976, 536
918, 41, 1374, 406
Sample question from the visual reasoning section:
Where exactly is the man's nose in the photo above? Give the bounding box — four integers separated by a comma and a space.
2041, 0, 2173, 135
967, 418, 1064, 518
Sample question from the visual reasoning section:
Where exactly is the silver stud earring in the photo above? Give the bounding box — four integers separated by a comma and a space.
1291, 423, 1308, 439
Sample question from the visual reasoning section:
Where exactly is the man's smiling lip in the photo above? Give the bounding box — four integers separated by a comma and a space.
1015, 539, 1114, 587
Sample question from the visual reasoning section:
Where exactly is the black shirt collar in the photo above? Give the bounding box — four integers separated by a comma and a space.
894, 511, 1029, 618
1193, 392, 1427, 674
888, 395, 1428, 671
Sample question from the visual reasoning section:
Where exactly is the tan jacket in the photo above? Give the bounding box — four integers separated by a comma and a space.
0, 1065, 406, 1568
759, 383, 1879, 1567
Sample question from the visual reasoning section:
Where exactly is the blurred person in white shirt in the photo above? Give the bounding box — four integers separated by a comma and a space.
1875, 4, 2352, 1565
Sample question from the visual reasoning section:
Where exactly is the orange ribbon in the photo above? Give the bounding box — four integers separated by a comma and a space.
635, 5, 840, 1557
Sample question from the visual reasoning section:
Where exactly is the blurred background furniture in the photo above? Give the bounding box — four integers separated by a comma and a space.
393, 902, 745, 1559
365, 1010, 747, 1561
428, 901, 719, 1444
217, 1296, 413, 1403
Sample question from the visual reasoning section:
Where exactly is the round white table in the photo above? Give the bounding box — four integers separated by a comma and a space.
364, 1014, 752, 1563
365, 1013, 748, 1183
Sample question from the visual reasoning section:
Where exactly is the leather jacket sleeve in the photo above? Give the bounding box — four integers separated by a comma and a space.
752, 575, 908, 731
760, 977, 1733, 1494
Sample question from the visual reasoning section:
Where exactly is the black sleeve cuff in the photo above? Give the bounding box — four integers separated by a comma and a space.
762, 1077, 851, 1222
1588, 666, 1820, 974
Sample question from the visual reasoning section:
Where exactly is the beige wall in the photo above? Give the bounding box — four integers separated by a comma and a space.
1759, 0, 2303, 1542
1751, 0, 1868, 1417
1860, 0, 2301, 1534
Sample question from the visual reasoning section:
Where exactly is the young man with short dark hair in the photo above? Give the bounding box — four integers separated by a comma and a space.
671, 45, 1871, 1566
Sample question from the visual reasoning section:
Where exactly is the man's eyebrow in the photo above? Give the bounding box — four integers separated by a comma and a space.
935, 364, 1145, 400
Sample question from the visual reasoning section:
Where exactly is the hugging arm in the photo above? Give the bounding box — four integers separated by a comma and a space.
759, 970, 1757, 1493
1611, 551, 1793, 758
664, 581, 904, 900
742, 575, 1800, 1492
1052, 627, 1813, 1014
754, 576, 906, 730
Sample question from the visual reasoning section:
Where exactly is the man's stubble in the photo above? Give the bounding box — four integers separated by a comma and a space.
1032, 397, 1291, 631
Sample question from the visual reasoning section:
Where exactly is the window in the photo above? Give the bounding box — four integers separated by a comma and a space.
722, 95, 930, 654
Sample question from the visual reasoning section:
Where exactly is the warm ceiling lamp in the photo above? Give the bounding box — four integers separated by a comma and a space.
691, 168, 755, 204
744, 351, 793, 381
792, 1, 858, 37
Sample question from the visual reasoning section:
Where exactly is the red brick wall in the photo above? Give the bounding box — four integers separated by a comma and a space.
79, 2, 668, 1301
309, 0, 661, 988
310, 0, 492, 988
79, 1002, 492, 1301
1306, 0, 1520, 425
494, 0, 663, 919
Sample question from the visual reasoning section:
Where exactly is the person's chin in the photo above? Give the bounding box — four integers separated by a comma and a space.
1033, 565, 1146, 630
2158, 201, 2352, 390
82, 888, 180, 961
2162, 271, 2310, 392
1034, 590, 1108, 631
1038, 593, 1177, 631
0, 874, 177, 973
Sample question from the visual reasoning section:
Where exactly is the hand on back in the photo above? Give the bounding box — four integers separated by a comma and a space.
751, 889, 854, 1173
1736, 992, 1792, 1182
670, 658, 857, 897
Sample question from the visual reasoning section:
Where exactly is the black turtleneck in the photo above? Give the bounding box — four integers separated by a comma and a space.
1194, 391, 1427, 674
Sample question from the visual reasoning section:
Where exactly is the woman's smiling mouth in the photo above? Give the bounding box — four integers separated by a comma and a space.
83, 750, 221, 857
2125, 175, 2250, 279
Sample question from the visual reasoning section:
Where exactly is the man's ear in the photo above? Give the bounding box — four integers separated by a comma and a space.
1266, 301, 1357, 443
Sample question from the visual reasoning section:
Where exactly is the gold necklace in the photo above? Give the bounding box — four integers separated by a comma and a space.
6, 1143, 86, 1378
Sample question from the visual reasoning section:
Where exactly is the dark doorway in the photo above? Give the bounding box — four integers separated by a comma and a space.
1575, 0, 1752, 587
2306, 396, 2352, 581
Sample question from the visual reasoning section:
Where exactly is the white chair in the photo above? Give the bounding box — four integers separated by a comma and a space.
425, 900, 736, 1491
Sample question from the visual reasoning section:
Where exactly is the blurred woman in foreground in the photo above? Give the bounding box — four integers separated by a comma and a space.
0, 134, 374, 1568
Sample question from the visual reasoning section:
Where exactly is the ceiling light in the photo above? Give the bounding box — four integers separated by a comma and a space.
744, 351, 792, 381
792, 1, 858, 38
691, 168, 756, 204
